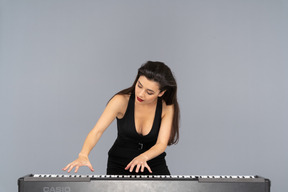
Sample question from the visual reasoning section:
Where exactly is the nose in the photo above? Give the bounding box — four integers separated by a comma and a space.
139, 89, 145, 98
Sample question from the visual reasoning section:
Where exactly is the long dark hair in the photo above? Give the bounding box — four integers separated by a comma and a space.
115, 61, 180, 145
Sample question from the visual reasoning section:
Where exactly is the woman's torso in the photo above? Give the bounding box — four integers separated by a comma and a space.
107, 93, 169, 175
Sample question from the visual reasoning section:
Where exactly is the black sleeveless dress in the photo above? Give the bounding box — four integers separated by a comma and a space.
107, 93, 170, 175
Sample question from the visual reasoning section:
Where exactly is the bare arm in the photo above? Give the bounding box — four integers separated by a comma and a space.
63, 95, 127, 173
125, 103, 174, 173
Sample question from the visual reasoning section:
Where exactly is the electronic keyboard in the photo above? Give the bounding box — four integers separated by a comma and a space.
18, 174, 270, 192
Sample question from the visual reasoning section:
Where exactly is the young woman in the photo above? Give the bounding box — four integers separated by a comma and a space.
63, 61, 180, 175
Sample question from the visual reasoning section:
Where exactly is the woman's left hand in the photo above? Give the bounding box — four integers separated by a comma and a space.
125, 155, 152, 173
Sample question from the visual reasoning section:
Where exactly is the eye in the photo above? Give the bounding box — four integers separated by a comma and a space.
137, 81, 143, 88
147, 92, 153, 95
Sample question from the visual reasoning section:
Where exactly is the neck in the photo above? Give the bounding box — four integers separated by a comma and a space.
135, 97, 158, 108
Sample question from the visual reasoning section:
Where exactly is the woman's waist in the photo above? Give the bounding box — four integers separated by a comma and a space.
108, 137, 166, 161
113, 137, 156, 151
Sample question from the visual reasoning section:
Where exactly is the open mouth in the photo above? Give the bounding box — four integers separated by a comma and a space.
137, 96, 144, 102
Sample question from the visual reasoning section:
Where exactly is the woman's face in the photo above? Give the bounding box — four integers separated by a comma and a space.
135, 75, 165, 105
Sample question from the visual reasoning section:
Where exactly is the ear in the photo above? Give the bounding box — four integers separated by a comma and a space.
158, 90, 166, 97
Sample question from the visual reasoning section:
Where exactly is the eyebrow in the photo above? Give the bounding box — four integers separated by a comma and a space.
138, 81, 155, 93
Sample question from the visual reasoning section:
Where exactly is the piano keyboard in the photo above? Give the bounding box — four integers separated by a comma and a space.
25, 174, 257, 181
18, 174, 270, 192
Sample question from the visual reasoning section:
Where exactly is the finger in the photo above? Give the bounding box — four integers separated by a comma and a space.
74, 166, 79, 173
125, 161, 132, 170
125, 163, 131, 170
88, 164, 94, 172
67, 164, 75, 173
141, 164, 145, 172
146, 164, 152, 173
135, 164, 141, 173
89, 166, 94, 172
129, 164, 135, 172
62, 163, 71, 171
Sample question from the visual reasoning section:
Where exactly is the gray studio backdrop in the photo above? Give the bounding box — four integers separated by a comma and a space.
1, 0, 287, 192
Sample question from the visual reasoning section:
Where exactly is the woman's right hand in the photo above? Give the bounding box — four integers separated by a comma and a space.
62, 154, 94, 173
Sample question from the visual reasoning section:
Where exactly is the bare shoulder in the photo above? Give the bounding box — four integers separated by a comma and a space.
109, 94, 130, 118
111, 94, 129, 103
161, 100, 174, 118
